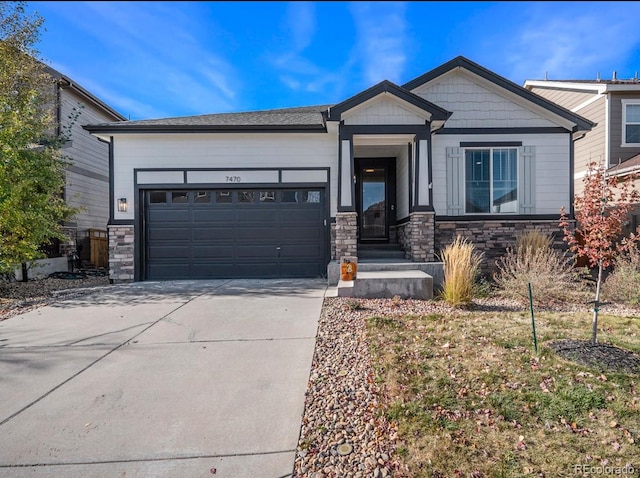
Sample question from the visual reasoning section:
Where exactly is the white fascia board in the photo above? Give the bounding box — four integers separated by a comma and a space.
340, 92, 432, 122
523, 80, 605, 94
524, 80, 640, 93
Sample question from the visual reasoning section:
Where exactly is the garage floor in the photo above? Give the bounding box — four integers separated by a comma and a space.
0, 279, 326, 478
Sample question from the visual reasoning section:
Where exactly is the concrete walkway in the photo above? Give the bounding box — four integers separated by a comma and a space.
0, 279, 327, 477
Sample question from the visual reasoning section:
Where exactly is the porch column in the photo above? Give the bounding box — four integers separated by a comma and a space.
406, 211, 435, 262
414, 137, 431, 208
335, 212, 358, 260
336, 137, 357, 260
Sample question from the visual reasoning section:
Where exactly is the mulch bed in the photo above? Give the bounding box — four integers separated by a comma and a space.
548, 339, 640, 374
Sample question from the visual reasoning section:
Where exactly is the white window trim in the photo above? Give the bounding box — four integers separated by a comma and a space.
621, 99, 640, 147
463, 147, 519, 215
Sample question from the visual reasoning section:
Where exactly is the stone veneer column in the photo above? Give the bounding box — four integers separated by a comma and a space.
406, 211, 435, 262
108, 225, 134, 283
334, 212, 358, 260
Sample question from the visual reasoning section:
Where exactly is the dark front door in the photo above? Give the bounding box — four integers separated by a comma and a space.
356, 159, 395, 242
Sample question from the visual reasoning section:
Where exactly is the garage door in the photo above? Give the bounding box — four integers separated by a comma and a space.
144, 189, 327, 280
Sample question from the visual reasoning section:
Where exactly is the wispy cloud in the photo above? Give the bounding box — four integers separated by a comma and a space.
41, 1, 240, 119
268, 2, 349, 101
349, 2, 408, 85
504, 2, 640, 82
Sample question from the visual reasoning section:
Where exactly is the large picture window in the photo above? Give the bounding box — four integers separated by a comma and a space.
465, 148, 518, 213
623, 100, 640, 146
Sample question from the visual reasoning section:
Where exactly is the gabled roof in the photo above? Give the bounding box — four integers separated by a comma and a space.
84, 105, 330, 134
608, 153, 640, 177
44, 64, 126, 122
404, 56, 594, 132
326, 79, 451, 122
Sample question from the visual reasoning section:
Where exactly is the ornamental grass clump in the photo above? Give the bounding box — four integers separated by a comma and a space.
602, 244, 640, 306
440, 235, 483, 307
494, 230, 584, 307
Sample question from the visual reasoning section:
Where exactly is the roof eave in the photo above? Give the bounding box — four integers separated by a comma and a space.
405, 56, 594, 132
83, 124, 328, 134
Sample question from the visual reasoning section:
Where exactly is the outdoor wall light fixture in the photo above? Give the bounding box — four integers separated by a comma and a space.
118, 198, 128, 212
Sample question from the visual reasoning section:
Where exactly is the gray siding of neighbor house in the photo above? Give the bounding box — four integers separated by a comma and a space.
529, 87, 597, 111
60, 88, 115, 237
573, 96, 606, 195
609, 92, 640, 167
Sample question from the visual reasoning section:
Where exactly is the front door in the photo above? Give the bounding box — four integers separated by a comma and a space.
356, 159, 395, 242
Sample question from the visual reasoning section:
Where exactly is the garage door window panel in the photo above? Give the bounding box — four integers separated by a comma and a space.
171, 192, 190, 204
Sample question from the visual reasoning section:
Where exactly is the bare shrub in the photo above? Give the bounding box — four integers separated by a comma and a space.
494, 232, 586, 306
602, 245, 640, 306
440, 235, 484, 307
515, 230, 552, 255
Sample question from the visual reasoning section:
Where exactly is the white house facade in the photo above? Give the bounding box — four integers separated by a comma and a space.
85, 57, 592, 283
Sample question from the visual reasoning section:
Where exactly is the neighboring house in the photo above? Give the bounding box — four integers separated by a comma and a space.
85, 56, 592, 284
43, 65, 126, 270
525, 74, 640, 234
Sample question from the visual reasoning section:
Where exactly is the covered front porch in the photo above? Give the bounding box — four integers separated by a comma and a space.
324, 80, 451, 292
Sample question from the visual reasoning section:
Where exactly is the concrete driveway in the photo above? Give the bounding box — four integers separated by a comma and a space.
0, 279, 326, 477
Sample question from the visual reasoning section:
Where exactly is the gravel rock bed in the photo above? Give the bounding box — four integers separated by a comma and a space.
0, 276, 111, 321
293, 297, 459, 478
293, 295, 640, 477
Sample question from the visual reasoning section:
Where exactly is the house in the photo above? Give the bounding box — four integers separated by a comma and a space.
84, 56, 592, 284
524, 74, 640, 234
42, 66, 126, 272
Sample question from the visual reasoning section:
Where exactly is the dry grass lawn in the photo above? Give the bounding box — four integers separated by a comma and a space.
366, 306, 640, 477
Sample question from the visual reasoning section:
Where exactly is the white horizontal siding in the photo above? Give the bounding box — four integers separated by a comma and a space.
412, 72, 557, 128
343, 97, 426, 125
432, 133, 570, 215
113, 132, 338, 219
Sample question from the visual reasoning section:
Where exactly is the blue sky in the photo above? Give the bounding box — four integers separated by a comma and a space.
26, 1, 640, 121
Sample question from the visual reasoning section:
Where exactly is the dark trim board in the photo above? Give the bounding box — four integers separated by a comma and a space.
108, 219, 135, 226
341, 124, 430, 136
109, 136, 114, 223
437, 127, 569, 135
85, 124, 328, 134
327, 80, 451, 121
460, 141, 523, 147
435, 214, 565, 222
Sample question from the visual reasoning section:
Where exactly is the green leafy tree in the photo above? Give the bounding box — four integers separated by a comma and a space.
0, 1, 78, 278
560, 161, 640, 344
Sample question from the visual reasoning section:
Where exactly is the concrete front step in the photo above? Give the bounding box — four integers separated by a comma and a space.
337, 270, 433, 300
358, 250, 407, 260
327, 260, 444, 289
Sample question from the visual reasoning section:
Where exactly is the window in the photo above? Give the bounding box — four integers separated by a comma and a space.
171, 191, 189, 203
465, 148, 517, 213
623, 100, 640, 145
215, 191, 232, 203
149, 191, 167, 204
238, 191, 255, 203
194, 192, 211, 203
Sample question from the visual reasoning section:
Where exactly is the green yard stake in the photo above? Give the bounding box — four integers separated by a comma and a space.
528, 283, 538, 355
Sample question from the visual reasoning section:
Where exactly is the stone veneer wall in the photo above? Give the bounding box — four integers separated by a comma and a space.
334, 212, 358, 261
404, 212, 436, 262
330, 222, 337, 261
397, 221, 410, 259
108, 225, 134, 283
435, 220, 567, 276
